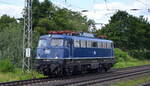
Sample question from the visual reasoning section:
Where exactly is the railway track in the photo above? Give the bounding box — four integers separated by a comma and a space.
0, 77, 56, 86
140, 82, 150, 86
0, 65, 150, 86
59, 67, 150, 86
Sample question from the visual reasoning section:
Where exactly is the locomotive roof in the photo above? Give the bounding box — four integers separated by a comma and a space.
40, 34, 113, 43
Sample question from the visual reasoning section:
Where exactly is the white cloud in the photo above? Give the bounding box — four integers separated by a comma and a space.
82, 0, 150, 24
0, 4, 23, 18
39, 0, 44, 2
0, 0, 149, 25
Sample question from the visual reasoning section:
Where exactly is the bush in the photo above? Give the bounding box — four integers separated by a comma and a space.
0, 59, 14, 72
113, 48, 145, 68
129, 50, 150, 59
115, 48, 135, 62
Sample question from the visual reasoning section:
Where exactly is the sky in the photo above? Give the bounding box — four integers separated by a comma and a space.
0, 0, 150, 28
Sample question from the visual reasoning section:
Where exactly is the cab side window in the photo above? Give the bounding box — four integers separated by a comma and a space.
81, 40, 86, 48
87, 41, 92, 48
92, 41, 98, 48
74, 40, 80, 47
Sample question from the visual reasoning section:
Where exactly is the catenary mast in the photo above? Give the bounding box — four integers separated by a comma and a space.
22, 0, 32, 71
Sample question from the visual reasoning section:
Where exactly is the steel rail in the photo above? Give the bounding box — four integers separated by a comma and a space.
55, 65, 150, 86
72, 68, 150, 86
140, 82, 150, 86
0, 65, 150, 86
0, 77, 61, 86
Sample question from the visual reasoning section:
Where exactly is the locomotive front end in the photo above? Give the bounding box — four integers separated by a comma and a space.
35, 35, 67, 76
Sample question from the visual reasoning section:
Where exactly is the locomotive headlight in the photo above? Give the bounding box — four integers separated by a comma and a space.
55, 56, 58, 59
37, 55, 40, 59
44, 49, 51, 54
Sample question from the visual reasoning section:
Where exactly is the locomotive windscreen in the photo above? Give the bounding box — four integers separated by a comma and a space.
51, 38, 64, 47
38, 39, 48, 47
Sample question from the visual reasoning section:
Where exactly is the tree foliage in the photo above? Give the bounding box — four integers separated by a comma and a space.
0, 0, 96, 67
32, 0, 93, 35
0, 15, 17, 31
98, 10, 150, 59
0, 15, 23, 66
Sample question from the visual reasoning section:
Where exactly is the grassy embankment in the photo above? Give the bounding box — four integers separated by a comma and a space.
0, 48, 150, 82
113, 48, 150, 68
112, 75, 150, 86
0, 59, 44, 82
112, 48, 150, 86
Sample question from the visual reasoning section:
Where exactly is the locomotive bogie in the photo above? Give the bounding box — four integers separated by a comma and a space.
35, 58, 115, 76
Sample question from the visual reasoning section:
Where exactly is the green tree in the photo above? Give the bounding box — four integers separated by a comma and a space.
32, 0, 40, 29
32, 0, 91, 34
98, 10, 150, 59
0, 15, 22, 67
0, 15, 17, 31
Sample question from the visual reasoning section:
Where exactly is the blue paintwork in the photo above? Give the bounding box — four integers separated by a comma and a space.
73, 48, 113, 58
36, 34, 114, 59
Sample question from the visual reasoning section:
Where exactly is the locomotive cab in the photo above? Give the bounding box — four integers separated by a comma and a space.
37, 35, 70, 59
36, 34, 71, 75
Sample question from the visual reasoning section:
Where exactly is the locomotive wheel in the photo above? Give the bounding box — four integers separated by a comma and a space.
103, 65, 110, 72
104, 67, 108, 72
54, 66, 64, 77
66, 67, 73, 76
98, 64, 106, 73
41, 65, 50, 76
97, 64, 103, 72
73, 66, 80, 75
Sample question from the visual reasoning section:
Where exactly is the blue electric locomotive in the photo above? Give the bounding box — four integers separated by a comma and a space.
35, 31, 115, 76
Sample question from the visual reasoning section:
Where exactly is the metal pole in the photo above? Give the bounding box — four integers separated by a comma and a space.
22, 0, 32, 72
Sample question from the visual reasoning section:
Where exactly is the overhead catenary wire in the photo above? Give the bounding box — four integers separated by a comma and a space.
135, 0, 150, 8
0, 0, 149, 26
50, 0, 149, 12
51, 0, 85, 11
54, 0, 149, 26
135, 0, 150, 12
0, 1, 13, 5
104, 0, 109, 10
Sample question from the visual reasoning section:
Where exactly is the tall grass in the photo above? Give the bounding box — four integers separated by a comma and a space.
112, 75, 150, 86
114, 48, 150, 68
0, 59, 44, 82
0, 59, 14, 72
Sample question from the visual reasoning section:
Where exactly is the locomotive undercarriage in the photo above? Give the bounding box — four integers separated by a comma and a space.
35, 58, 115, 76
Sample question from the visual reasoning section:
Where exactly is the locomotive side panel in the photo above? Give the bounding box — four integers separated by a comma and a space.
73, 48, 113, 58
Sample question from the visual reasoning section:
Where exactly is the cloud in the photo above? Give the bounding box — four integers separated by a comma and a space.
0, 4, 23, 18
82, 0, 150, 24
0, 0, 149, 24
39, 0, 44, 2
